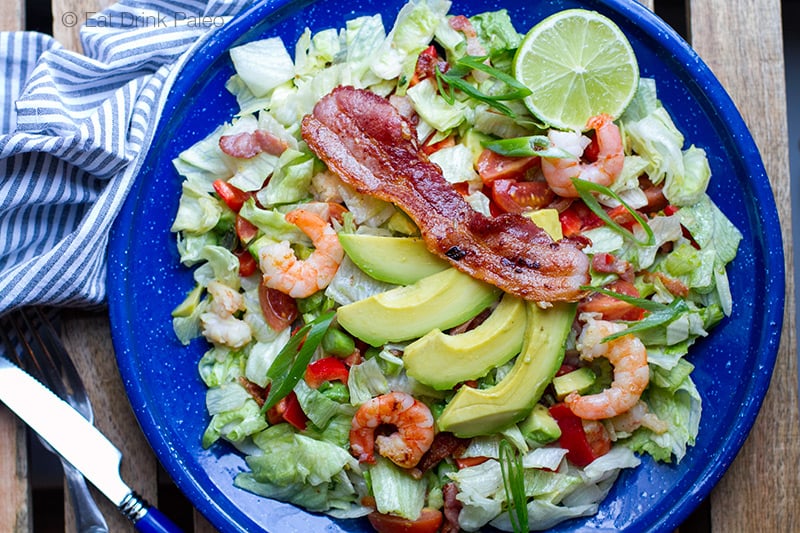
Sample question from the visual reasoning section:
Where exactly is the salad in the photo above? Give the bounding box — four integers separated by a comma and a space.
169, 1, 742, 531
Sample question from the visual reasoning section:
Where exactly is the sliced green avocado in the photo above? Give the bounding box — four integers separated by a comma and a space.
336, 268, 500, 347
436, 301, 577, 438
403, 294, 526, 390
519, 403, 562, 445
338, 233, 449, 285
553, 367, 596, 400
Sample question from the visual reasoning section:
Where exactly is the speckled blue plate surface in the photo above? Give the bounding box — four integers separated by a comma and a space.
107, 0, 784, 531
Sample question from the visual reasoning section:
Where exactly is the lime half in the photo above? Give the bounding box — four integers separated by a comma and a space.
513, 9, 639, 131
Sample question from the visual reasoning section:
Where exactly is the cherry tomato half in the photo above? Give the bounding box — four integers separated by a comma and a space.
578, 279, 645, 322
476, 149, 539, 184
490, 179, 554, 214
258, 283, 299, 332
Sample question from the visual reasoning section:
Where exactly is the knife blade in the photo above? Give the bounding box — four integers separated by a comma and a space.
0, 355, 182, 533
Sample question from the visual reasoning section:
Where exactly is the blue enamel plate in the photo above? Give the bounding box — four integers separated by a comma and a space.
107, 0, 784, 531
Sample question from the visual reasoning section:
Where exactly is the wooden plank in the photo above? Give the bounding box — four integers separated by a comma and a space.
687, 1, 800, 532
0, 410, 30, 532
52, 0, 114, 54
60, 311, 160, 532
0, 0, 24, 31
0, 6, 31, 533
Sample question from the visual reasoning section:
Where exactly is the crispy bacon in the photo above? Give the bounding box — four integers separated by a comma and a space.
301, 86, 589, 301
442, 482, 462, 533
219, 129, 288, 159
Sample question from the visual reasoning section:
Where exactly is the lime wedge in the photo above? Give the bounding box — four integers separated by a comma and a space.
513, 9, 639, 131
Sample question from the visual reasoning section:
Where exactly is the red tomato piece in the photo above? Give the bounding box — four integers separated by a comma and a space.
558, 201, 603, 237
235, 249, 258, 277
578, 279, 645, 321
235, 215, 258, 244
367, 508, 443, 533
455, 456, 489, 469
258, 283, 299, 332
422, 134, 456, 155
410, 45, 445, 87
304, 357, 350, 389
605, 204, 638, 230
476, 149, 539, 184
490, 179, 554, 214
212, 179, 252, 212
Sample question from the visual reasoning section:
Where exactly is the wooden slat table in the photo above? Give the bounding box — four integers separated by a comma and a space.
1, 0, 796, 532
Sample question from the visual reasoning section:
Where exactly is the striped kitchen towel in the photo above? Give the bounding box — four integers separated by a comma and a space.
0, 0, 248, 315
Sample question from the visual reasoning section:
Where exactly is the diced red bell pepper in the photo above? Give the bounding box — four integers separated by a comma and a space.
549, 403, 608, 467
212, 179, 252, 212
267, 391, 307, 431
304, 357, 350, 389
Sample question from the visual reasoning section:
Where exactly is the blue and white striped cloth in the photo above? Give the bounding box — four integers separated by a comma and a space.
0, 0, 248, 315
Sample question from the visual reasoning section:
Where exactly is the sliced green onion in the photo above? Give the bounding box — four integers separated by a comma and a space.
435, 55, 531, 118
482, 135, 572, 158
499, 439, 528, 533
573, 178, 655, 246
261, 310, 335, 412
579, 286, 689, 342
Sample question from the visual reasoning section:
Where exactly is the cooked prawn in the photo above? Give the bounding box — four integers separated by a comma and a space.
258, 208, 344, 299
541, 114, 624, 198
565, 319, 649, 420
200, 281, 252, 349
350, 391, 435, 469
610, 400, 668, 434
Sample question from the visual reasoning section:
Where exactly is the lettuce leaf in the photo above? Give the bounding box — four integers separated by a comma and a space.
370, 456, 427, 519
230, 37, 295, 97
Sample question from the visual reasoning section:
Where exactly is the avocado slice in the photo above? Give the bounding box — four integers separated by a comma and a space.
338, 233, 449, 285
520, 403, 562, 445
436, 301, 577, 438
336, 268, 500, 346
553, 367, 596, 400
403, 294, 526, 390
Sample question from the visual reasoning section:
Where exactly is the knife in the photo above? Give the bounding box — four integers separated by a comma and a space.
0, 355, 182, 533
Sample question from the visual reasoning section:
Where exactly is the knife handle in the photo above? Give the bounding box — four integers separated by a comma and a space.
120, 491, 183, 533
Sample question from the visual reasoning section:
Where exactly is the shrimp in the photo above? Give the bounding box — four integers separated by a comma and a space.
565, 319, 649, 420
258, 208, 344, 299
200, 280, 252, 348
350, 391, 435, 469
541, 114, 624, 198
610, 400, 668, 435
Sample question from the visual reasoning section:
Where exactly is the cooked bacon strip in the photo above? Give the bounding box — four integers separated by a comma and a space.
219, 129, 288, 159
441, 482, 462, 533
301, 86, 589, 301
